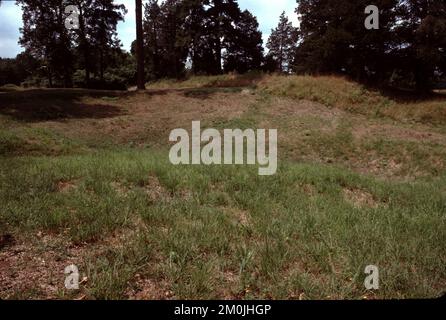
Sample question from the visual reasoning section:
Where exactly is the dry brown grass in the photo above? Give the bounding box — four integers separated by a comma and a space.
2, 82, 441, 180
342, 187, 379, 209
34, 89, 256, 148
258, 75, 446, 125
146, 72, 263, 90
0, 216, 151, 299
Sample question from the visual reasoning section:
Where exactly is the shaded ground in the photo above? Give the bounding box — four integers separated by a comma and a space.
0, 89, 128, 121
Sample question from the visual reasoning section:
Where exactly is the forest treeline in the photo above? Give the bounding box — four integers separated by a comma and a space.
0, 0, 445, 92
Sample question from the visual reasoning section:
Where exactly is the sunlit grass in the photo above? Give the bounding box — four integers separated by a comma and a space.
0, 75, 445, 299
0, 150, 445, 299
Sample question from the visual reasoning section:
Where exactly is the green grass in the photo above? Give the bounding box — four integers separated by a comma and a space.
0, 127, 87, 156
0, 77, 445, 300
1, 149, 444, 299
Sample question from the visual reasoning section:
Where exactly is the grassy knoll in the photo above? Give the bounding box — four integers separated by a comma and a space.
0, 76, 445, 299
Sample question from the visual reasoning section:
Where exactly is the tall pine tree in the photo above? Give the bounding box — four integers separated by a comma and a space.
295, 0, 398, 81
18, 0, 74, 87
205, 0, 242, 74
266, 12, 298, 73
223, 10, 263, 73
89, 0, 126, 81
393, 0, 446, 91
143, 0, 264, 78
143, 0, 188, 79
18, 0, 127, 88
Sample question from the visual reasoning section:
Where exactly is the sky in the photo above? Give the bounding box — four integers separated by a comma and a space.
0, 0, 299, 58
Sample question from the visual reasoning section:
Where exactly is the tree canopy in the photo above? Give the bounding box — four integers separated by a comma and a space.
295, 0, 446, 91
2, 0, 445, 92
266, 11, 299, 73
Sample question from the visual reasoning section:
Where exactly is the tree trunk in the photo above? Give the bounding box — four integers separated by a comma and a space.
414, 62, 431, 93
78, 4, 90, 85
215, 17, 222, 75
136, 0, 145, 90
100, 48, 104, 81
215, 37, 222, 74
48, 66, 53, 88
153, 20, 159, 78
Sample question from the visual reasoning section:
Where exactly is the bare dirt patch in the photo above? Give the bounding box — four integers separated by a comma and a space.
0, 217, 150, 299
125, 275, 172, 300
342, 188, 379, 209
35, 90, 256, 147
0, 235, 86, 299
222, 207, 250, 227
267, 97, 344, 121
110, 181, 130, 197
299, 183, 317, 197
354, 122, 446, 146
111, 175, 178, 202
56, 180, 78, 193
143, 175, 171, 202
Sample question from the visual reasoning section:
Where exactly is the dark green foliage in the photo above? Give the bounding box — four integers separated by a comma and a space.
223, 10, 264, 73
0, 52, 39, 86
15, 0, 127, 89
393, 0, 446, 92
266, 12, 299, 73
73, 0, 127, 84
295, 0, 446, 91
6, 0, 446, 91
143, 0, 189, 80
18, 0, 75, 87
143, 0, 264, 79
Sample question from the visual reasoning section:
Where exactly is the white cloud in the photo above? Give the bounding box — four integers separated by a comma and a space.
240, 0, 299, 30
0, 1, 24, 58
117, 0, 136, 52
239, 0, 299, 48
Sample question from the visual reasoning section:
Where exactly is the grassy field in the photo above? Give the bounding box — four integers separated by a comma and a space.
0, 75, 445, 299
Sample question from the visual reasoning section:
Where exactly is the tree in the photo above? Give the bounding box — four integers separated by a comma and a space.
181, 0, 208, 74
136, 0, 145, 89
0, 52, 39, 86
158, 0, 189, 78
18, 0, 75, 87
223, 10, 264, 73
266, 12, 298, 73
176, 0, 245, 75
17, 0, 127, 88
89, 0, 126, 81
72, 0, 93, 84
393, 0, 446, 92
143, 0, 263, 78
205, 0, 242, 74
295, 0, 398, 80
70, 0, 125, 84
143, 0, 162, 79
295, 0, 445, 91
143, 0, 189, 79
